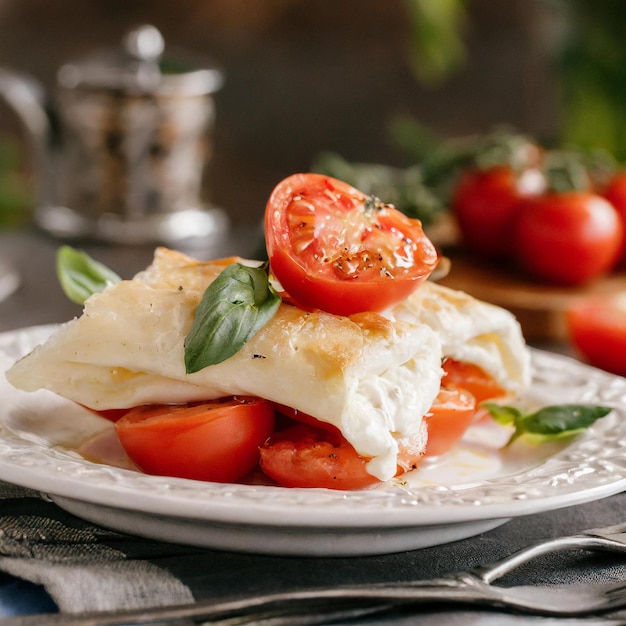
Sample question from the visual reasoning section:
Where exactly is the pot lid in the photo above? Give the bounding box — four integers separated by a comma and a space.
57, 25, 223, 96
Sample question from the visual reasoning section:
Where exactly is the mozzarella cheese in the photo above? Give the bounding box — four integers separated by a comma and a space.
388, 280, 531, 392
6, 247, 531, 481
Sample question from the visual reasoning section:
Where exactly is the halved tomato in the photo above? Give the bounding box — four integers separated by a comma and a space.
265, 173, 439, 316
114, 397, 274, 483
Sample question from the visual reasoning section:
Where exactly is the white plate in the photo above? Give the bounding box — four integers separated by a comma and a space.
1, 325, 626, 557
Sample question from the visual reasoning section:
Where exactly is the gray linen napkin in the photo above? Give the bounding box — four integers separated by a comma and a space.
1, 479, 625, 622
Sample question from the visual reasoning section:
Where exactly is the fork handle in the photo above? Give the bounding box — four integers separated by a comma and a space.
0, 583, 486, 626
473, 534, 626, 584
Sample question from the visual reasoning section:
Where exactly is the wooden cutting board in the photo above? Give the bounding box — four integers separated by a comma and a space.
438, 250, 626, 344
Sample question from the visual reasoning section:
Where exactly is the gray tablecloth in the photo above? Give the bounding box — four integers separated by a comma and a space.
0, 480, 625, 624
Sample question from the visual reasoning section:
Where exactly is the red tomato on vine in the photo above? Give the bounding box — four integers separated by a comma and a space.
603, 171, 626, 267
453, 165, 544, 259
514, 191, 622, 286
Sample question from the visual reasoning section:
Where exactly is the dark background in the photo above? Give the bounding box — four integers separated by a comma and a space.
0, 0, 612, 228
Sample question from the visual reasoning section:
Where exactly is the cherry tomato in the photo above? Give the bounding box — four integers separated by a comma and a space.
603, 172, 626, 267
115, 397, 275, 483
442, 358, 506, 403
423, 388, 477, 457
566, 293, 626, 377
265, 173, 438, 316
452, 166, 544, 259
513, 192, 623, 285
259, 422, 425, 490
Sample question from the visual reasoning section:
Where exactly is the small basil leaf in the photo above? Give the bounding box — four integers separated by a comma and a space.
484, 402, 611, 447
56, 246, 121, 305
483, 403, 522, 427
184, 263, 281, 373
521, 404, 612, 435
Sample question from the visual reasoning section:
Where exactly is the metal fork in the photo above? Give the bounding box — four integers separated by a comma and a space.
4, 522, 626, 625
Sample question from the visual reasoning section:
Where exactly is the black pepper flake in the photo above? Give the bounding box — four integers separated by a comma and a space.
252, 354, 267, 359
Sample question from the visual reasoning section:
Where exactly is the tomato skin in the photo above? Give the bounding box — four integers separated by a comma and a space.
442, 359, 506, 403
260, 422, 426, 490
259, 424, 382, 490
513, 192, 623, 286
115, 397, 275, 483
453, 166, 544, 259
423, 388, 477, 457
566, 294, 626, 377
604, 172, 626, 267
265, 173, 438, 316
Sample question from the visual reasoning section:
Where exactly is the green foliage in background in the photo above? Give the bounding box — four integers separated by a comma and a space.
0, 136, 31, 229
405, 0, 467, 87
559, 0, 626, 162
404, 0, 626, 161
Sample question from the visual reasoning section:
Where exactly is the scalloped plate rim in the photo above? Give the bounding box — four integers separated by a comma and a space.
1, 324, 626, 532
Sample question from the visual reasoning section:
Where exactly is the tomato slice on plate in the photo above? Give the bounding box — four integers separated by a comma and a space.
566, 293, 626, 377
423, 387, 477, 457
265, 173, 439, 315
259, 424, 380, 490
259, 422, 425, 490
115, 397, 274, 483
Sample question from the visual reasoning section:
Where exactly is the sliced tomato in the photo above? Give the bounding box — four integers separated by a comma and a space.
423, 388, 477, 457
114, 397, 274, 483
442, 358, 506, 403
271, 403, 342, 434
566, 293, 626, 377
265, 173, 439, 316
259, 424, 378, 490
259, 423, 425, 490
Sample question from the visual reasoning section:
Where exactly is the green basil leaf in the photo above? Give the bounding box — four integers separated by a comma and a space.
521, 404, 612, 435
56, 246, 121, 305
184, 263, 281, 373
483, 403, 521, 427
484, 402, 611, 446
